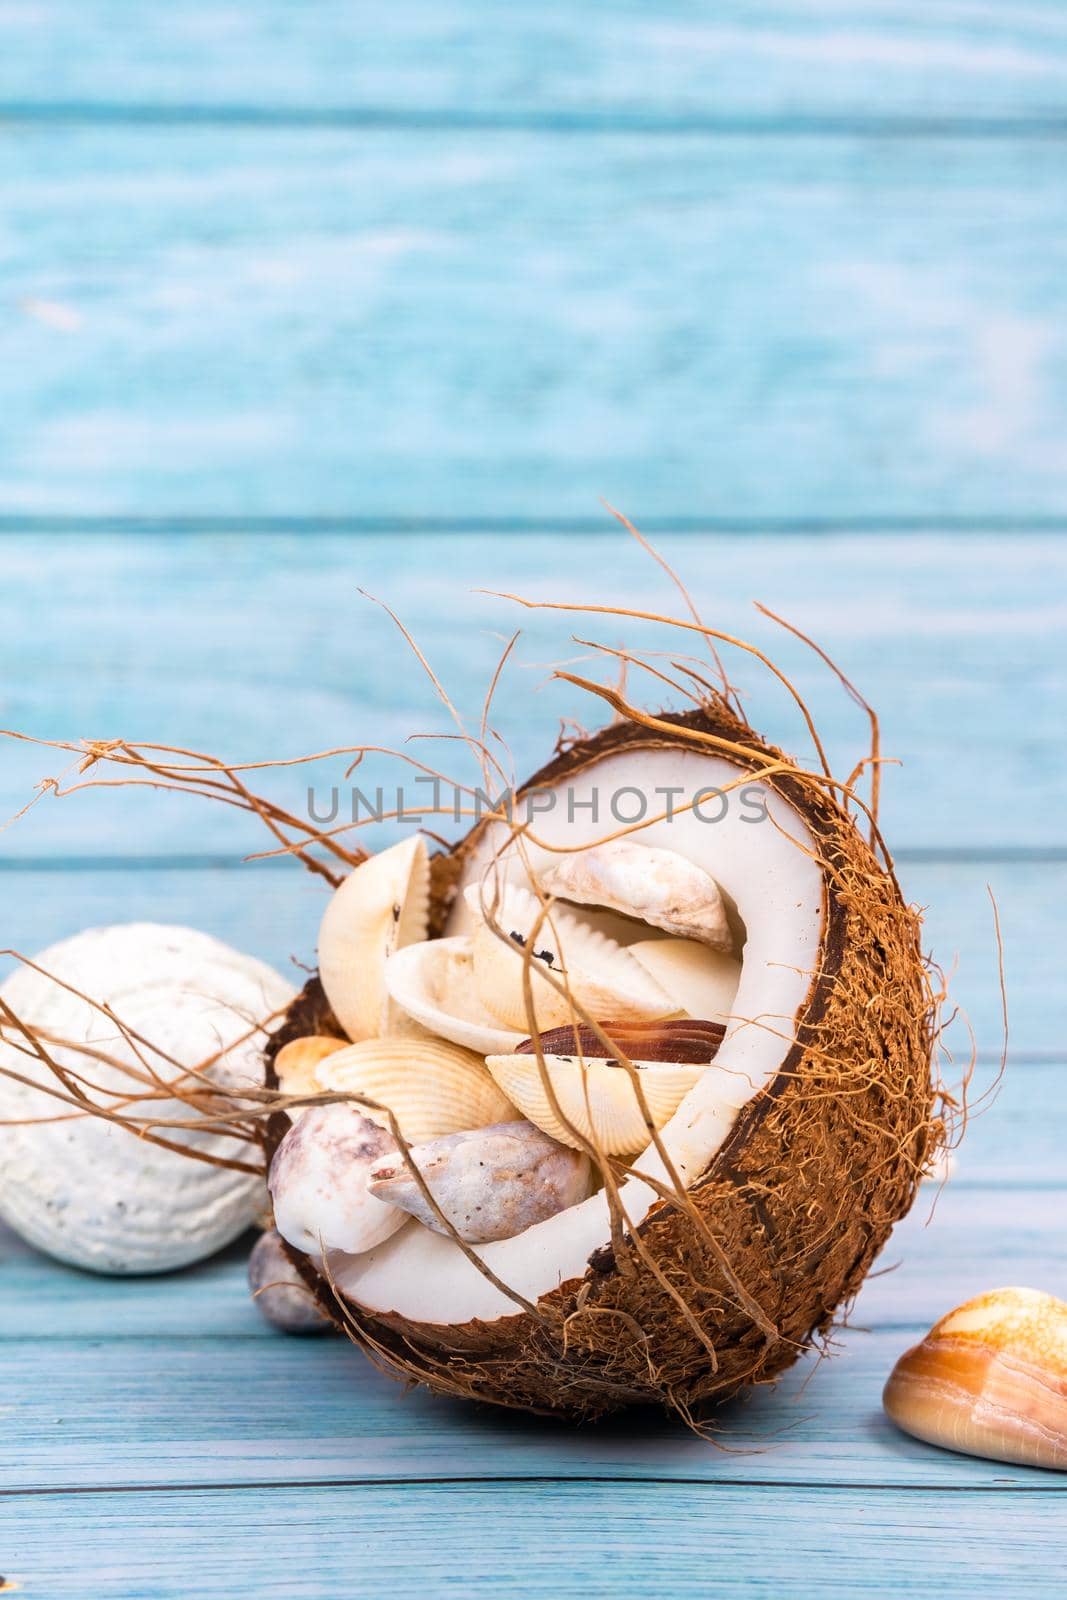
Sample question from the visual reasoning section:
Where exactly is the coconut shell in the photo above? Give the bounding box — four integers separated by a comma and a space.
266, 703, 938, 1422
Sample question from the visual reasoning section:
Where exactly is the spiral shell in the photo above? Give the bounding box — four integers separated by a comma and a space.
466, 882, 674, 1033
318, 835, 430, 1042
368, 1121, 593, 1243
270, 1104, 405, 1258
315, 1037, 516, 1144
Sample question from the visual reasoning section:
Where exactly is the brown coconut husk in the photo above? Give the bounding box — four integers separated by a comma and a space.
1, 562, 951, 1425
263, 698, 940, 1422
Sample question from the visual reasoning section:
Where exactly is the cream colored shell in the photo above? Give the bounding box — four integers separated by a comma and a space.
466, 883, 674, 1033
485, 1050, 704, 1155
384, 936, 525, 1055
0, 923, 294, 1274
629, 938, 742, 1024
537, 837, 733, 951
884, 1286, 1067, 1471
315, 1037, 516, 1144
317, 835, 430, 1042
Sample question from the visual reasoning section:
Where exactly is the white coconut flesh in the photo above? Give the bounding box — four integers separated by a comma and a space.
331, 747, 823, 1327
0, 924, 294, 1273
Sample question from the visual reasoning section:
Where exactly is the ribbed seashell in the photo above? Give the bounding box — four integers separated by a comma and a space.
384, 936, 526, 1055
318, 836, 430, 1042
367, 1120, 593, 1243
465, 882, 675, 1034
274, 1035, 348, 1115
315, 1037, 516, 1144
484, 1023, 719, 1154
629, 938, 742, 1024
536, 838, 733, 952
269, 1104, 405, 1258
883, 1287, 1067, 1471
248, 1228, 331, 1334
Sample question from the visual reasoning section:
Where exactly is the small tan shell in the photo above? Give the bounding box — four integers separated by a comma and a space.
315, 1037, 516, 1144
466, 882, 675, 1033
484, 1050, 706, 1155
537, 838, 733, 952
318, 835, 430, 1042
274, 1035, 348, 1112
367, 1120, 593, 1242
629, 938, 742, 1024
384, 936, 526, 1055
883, 1287, 1067, 1471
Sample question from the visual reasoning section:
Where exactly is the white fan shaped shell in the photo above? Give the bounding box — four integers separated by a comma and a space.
0, 923, 294, 1274
384, 936, 526, 1055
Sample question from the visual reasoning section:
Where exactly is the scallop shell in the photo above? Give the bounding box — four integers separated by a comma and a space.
315, 1037, 516, 1144
536, 837, 734, 952
274, 1035, 348, 1111
367, 1121, 593, 1242
629, 938, 742, 1024
384, 936, 526, 1055
883, 1287, 1067, 1471
317, 835, 430, 1042
484, 1050, 706, 1155
465, 882, 675, 1033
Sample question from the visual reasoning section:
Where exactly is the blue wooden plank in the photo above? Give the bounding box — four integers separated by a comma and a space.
4, 2, 1067, 124
2, 133, 1066, 519
3, 1324, 1062, 1492
2, 532, 1066, 856
2, 1481, 1065, 1599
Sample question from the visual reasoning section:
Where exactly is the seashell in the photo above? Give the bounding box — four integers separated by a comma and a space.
367, 1120, 593, 1243
515, 1018, 725, 1063
629, 938, 742, 1024
0, 923, 294, 1275
274, 1034, 348, 1114
384, 936, 526, 1055
269, 1104, 405, 1258
465, 882, 675, 1034
883, 1287, 1067, 1471
248, 1228, 331, 1334
485, 1020, 720, 1154
537, 838, 733, 952
318, 835, 430, 1042
315, 1037, 516, 1144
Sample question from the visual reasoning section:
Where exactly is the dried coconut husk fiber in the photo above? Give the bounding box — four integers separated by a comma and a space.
1, 548, 948, 1426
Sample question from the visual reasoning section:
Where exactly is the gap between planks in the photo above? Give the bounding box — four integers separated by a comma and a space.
2, 1475, 1065, 1502
5, 105, 1067, 137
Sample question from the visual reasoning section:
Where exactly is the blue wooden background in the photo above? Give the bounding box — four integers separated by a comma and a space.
1, 6, 1066, 1596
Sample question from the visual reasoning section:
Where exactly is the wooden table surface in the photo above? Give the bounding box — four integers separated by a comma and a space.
2, 7, 1066, 1596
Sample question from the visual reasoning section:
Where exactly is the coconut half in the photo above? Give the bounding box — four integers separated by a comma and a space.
267, 704, 936, 1420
